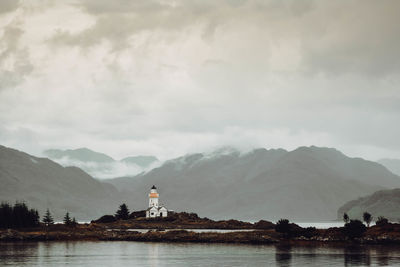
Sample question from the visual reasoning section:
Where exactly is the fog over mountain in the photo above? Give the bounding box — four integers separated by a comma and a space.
106, 146, 400, 221
43, 148, 159, 179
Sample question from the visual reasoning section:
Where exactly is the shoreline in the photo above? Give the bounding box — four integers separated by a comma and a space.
2, 225, 400, 245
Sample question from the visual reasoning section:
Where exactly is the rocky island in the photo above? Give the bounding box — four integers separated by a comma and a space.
1, 212, 400, 245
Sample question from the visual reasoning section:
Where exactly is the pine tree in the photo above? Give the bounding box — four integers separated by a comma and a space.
71, 217, 78, 227
63, 212, 72, 226
115, 203, 130, 220
42, 209, 54, 226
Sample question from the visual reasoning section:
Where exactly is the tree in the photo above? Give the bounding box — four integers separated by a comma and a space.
363, 212, 372, 227
376, 216, 389, 226
71, 217, 78, 227
63, 212, 72, 226
42, 209, 54, 226
343, 213, 350, 224
115, 203, 130, 220
343, 220, 367, 239
0, 202, 39, 229
275, 219, 291, 234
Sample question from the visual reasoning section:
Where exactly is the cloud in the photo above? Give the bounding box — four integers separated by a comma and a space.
0, 23, 33, 90
1, 0, 400, 162
0, 0, 20, 14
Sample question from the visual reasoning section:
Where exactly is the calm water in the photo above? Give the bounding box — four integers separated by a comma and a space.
1, 242, 400, 266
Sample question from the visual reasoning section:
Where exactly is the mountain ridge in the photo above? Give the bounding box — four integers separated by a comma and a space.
105, 146, 399, 221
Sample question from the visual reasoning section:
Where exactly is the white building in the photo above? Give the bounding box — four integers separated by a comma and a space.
146, 185, 168, 218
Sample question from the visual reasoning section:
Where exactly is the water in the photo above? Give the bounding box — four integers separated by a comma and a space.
1, 241, 400, 266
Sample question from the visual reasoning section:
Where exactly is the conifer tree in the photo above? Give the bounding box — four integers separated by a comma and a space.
42, 209, 54, 226
115, 203, 130, 220
71, 217, 78, 227
63, 212, 72, 226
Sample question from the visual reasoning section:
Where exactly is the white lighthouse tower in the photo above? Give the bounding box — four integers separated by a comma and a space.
146, 185, 168, 218
149, 185, 159, 207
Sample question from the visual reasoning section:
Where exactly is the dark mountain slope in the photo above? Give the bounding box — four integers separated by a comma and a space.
106, 146, 399, 221
0, 145, 120, 221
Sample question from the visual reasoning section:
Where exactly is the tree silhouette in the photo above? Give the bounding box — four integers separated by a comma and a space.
275, 219, 291, 234
343, 213, 349, 224
376, 216, 389, 226
42, 209, 54, 226
71, 217, 78, 227
0, 202, 39, 228
363, 212, 372, 227
343, 220, 366, 239
115, 203, 130, 220
63, 212, 72, 226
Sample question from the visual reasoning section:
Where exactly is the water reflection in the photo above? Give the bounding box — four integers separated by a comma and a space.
1, 241, 400, 266
344, 245, 371, 266
275, 244, 292, 267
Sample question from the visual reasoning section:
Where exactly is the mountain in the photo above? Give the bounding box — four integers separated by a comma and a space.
338, 188, 400, 221
0, 145, 121, 221
378, 158, 400, 176
43, 148, 159, 179
105, 146, 400, 221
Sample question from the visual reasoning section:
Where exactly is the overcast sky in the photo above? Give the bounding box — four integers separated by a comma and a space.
0, 0, 399, 161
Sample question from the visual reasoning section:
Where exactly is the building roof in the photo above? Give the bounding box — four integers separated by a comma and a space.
146, 206, 167, 211
151, 185, 157, 189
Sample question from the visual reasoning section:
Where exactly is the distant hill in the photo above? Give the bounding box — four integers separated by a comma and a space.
338, 188, 400, 221
0, 145, 121, 220
378, 158, 400, 176
43, 148, 159, 179
105, 146, 400, 221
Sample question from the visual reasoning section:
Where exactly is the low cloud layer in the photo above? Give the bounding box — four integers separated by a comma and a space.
0, 0, 400, 161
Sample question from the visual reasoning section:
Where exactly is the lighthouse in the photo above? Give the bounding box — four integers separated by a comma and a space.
149, 185, 159, 207
146, 185, 168, 218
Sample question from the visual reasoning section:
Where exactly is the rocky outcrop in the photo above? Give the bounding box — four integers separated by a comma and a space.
92, 212, 257, 229
2, 223, 400, 244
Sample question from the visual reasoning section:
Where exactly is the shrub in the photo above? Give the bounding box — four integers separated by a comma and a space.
92, 215, 116, 223
376, 216, 389, 226
275, 219, 290, 234
343, 219, 367, 239
302, 227, 318, 238
343, 213, 350, 224
363, 212, 372, 227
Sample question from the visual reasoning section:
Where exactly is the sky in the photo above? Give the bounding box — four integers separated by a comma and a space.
0, 0, 400, 161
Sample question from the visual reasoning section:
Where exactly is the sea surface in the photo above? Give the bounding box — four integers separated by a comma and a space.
1, 241, 400, 266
